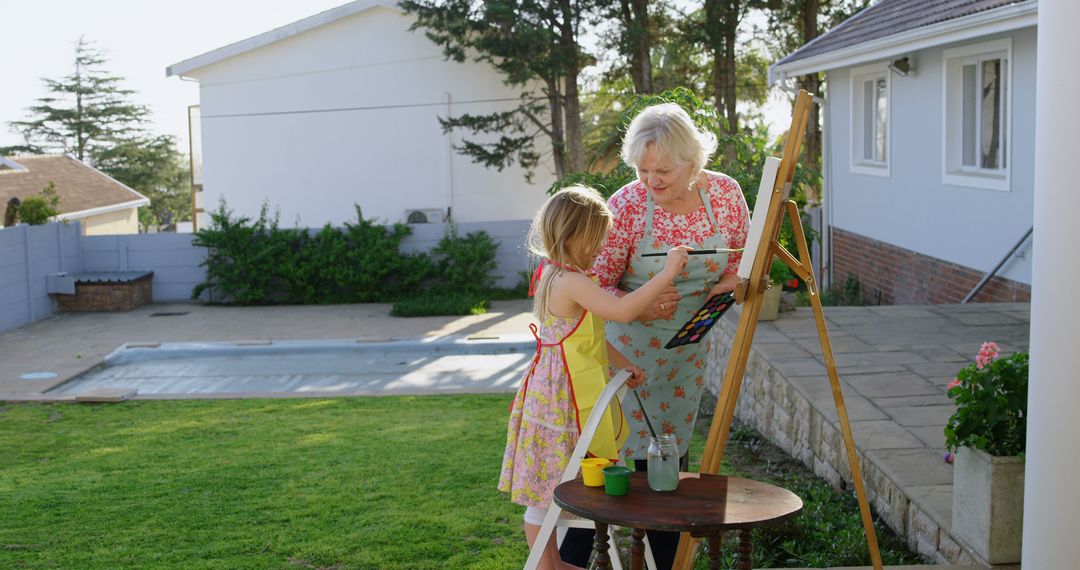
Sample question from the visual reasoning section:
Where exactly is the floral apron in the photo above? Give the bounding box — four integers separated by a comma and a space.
606, 187, 728, 459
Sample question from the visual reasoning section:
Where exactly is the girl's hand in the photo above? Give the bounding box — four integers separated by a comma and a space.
662, 245, 692, 277
625, 365, 646, 389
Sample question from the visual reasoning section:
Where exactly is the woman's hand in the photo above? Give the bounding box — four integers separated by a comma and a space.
625, 365, 646, 389
706, 271, 740, 298
640, 284, 681, 321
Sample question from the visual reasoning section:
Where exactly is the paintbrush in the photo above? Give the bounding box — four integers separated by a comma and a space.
641, 247, 744, 257
632, 389, 671, 460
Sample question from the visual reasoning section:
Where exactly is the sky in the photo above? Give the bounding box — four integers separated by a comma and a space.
0, 0, 792, 155
0, 0, 350, 151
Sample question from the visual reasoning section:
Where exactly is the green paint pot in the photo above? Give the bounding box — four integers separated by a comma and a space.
602, 465, 631, 496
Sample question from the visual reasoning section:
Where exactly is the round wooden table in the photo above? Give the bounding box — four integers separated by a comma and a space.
553, 473, 803, 570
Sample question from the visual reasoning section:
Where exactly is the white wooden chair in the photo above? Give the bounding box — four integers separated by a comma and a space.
523, 369, 657, 570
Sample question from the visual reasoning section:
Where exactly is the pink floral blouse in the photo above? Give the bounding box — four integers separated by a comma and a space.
593, 172, 749, 291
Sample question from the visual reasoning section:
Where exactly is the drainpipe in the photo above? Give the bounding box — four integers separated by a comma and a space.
443, 92, 455, 224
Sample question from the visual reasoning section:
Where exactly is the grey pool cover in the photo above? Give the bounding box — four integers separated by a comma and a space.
49, 338, 534, 397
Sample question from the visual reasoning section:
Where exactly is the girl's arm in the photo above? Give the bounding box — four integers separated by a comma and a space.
557, 246, 691, 322
606, 342, 645, 388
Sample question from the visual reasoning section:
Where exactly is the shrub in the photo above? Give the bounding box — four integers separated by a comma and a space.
192, 201, 432, 304
429, 227, 499, 295
391, 292, 488, 317
191, 201, 504, 310
19, 182, 61, 225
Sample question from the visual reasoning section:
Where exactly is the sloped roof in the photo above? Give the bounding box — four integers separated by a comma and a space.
166, 0, 400, 77
0, 155, 149, 218
771, 0, 1036, 80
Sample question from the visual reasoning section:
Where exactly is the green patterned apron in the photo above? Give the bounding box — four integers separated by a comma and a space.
606, 187, 729, 459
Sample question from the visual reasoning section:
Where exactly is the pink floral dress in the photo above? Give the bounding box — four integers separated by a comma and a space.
498, 305, 627, 508
593, 172, 749, 459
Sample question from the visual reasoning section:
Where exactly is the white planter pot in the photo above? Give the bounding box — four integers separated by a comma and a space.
952, 446, 1025, 564
758, 284, 781, 321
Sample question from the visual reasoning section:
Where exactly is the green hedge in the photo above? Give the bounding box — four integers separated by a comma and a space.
192, 202, 502, 307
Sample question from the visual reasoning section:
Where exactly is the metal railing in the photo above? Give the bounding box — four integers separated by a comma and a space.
961, 227, 1033, 303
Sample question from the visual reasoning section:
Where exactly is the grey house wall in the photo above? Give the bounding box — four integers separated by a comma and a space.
0, 219, 530, 334
83, 233, 208, 302
0, 222, 84, 332
825, 27, 1036, 285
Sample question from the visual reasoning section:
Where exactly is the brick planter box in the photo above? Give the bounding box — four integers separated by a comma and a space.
55, 271, 154, 312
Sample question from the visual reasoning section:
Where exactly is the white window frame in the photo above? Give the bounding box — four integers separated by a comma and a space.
849, 63, 891, 178
942, 38, 1012, 191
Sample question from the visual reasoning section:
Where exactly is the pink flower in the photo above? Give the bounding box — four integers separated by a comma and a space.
947, 378, 961, 391
976, 341, 1000, 369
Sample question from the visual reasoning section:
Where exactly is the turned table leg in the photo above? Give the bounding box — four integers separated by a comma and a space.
630, 528, 646, 570
593, 522, 612, 569
707, 534, 723, 570
735, 528, 753, 570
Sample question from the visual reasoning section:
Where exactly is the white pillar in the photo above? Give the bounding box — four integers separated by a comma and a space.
1023, 1, 1080, 567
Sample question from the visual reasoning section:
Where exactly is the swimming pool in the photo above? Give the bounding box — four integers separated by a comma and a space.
48, 338, 534, 398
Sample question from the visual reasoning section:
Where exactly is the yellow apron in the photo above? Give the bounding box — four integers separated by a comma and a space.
524, 307, 628, 461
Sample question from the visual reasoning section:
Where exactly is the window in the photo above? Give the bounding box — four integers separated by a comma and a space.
850, 65, 890, 177
944, 39, 1011, 191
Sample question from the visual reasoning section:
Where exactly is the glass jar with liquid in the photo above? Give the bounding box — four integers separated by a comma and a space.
647, 433, 680, 492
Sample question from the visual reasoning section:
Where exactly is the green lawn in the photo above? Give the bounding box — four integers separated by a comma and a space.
1, 396, 920, 569
1, 396, 522, 570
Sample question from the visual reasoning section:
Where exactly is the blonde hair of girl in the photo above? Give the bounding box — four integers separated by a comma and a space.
527, 185, 613, 320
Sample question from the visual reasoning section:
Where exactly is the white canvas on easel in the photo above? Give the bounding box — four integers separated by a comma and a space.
737, 157, 781, 280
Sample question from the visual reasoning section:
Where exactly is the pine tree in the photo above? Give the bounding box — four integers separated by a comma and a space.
3, 37, 147, 161
3, 37, 191, 229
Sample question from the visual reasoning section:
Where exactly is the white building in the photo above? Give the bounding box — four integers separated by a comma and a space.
770, 0, 1036, 304
167, 0, 552, 230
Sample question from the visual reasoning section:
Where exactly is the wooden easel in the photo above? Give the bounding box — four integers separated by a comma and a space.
671, 90, 884, 570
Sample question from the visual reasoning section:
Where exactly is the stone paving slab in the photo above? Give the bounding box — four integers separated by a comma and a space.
851, 420, 926, 450
843, 373, 941, 399
866, 448, 956, 488
886, 405, 958, 428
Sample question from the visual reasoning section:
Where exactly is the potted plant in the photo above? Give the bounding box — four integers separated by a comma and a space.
759, 256, 791, 321
945, 341, 1028, 564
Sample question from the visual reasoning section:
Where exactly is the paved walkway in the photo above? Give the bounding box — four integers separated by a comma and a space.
710, 302, 1029, 568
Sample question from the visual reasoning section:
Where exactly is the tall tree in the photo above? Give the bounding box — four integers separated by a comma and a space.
3, 37, 192, 229
615, 0, 654, 94
3, 37, 147, 161
401, 0, 599, 179
94, 135, 191, 230
704, 0, 744, 135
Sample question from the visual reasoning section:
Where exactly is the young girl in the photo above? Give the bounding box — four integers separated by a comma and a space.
498, 185, 690, 570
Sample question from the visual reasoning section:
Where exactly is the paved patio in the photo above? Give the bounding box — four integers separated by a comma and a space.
709, 302, 1029, 568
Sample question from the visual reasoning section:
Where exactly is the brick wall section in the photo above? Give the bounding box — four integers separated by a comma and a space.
55, 276, 153, 312
831, 228, 1031, 304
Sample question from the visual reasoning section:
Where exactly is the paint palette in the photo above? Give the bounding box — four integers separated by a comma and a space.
664, 292, 735, 349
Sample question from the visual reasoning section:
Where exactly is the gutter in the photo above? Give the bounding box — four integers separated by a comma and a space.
768, 0, 1037, 85
57, 198, 151, 222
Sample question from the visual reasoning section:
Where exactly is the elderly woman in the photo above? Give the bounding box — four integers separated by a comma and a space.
561, 102, 749, 569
